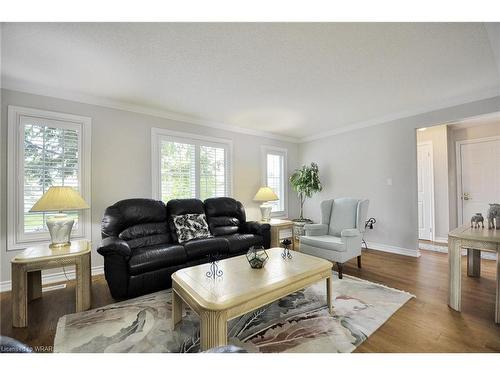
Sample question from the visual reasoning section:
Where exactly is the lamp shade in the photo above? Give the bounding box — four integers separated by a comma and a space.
30, 186, 90, 212
253, 187, 279, 202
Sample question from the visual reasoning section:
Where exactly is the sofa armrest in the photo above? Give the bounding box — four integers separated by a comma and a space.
97, 236, 131, 258
304, 224, 328, 236
341, 228, 361, 238
242, 221, 271, 235
242, 221, 271, 249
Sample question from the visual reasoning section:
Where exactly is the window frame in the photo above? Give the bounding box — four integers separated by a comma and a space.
261, 145, 288, 218
7, 106, 92, 251
151, 128, 233, 201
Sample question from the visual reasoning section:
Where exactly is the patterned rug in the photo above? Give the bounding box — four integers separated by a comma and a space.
54, 273, 414, 353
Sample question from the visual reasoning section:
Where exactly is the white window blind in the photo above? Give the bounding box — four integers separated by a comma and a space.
153, 129, 232, 202
160, 141, 196, 201
7, 106, 91, 250
22, 117, 81, 233
262, 146, 288, 217
200, 145, 226, 201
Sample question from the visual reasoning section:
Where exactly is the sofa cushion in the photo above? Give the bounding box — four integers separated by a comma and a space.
183, 237, 229, 260
118, 222, 171, 249
208, 216, 241, 236
221, 233, 263, 254
299, 235, 346, 252
172, 213, 212, 243
128, 244, 187, 275
204, 197, 246, 236
102, 199, 168, 238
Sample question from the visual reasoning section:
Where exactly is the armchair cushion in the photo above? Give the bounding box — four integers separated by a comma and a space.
304, 223, 328, 236
341, 228, 361, 237
329, 198, 359, 236
300, 235, 347, 252
97, 236, 132, 258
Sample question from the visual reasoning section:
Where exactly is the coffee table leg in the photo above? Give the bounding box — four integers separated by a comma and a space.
12, 263, 28, 327
326, 276, 333, 315
200, 310, 227, 351
171, 289, 183, 330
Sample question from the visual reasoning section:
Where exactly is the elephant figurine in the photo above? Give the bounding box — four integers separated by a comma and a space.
470, 213, 484, 229
487, 203, 500, 229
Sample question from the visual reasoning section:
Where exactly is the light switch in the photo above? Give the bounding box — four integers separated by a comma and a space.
386, 178, 393, 186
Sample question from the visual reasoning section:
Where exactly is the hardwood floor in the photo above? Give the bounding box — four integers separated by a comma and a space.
1, 249, 499, 352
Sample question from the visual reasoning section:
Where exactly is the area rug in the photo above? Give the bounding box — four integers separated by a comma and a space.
54, 273, 414, 353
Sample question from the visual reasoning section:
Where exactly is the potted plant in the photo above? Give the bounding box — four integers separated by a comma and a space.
289, 162, 322, 222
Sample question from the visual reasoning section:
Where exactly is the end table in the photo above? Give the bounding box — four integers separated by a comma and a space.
11, 239, 92, 327
262, 219, 295, 250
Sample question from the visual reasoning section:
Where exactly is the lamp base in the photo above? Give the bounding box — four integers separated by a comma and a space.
260, 204, 273, 222
46, 213, 74, 248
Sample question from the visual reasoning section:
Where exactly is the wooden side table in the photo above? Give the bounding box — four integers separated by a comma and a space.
262, 219, 295, 250
11, 239, 92, 327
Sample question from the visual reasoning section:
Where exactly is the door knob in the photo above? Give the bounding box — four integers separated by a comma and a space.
463, 192, 470, 200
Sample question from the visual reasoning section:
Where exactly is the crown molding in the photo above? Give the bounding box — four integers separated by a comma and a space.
1, 79, 301, 144
300, 86, 500, 143
3, 79, 499, 145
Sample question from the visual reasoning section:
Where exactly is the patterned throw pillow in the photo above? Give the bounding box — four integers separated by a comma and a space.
173, 213, 213, 243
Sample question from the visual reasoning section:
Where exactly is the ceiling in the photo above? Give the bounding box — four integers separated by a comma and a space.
2, 23, 500, 142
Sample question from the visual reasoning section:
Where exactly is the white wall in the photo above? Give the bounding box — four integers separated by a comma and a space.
298, 96, 500, 256
0, 89, 300, 286
416, 125, 449, 241
447, 121, 500, 230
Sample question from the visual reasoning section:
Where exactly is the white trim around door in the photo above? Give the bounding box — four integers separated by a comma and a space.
417, 140, 436, 242
456, 135, 500, 226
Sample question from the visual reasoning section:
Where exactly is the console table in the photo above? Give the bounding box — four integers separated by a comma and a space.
448, 226, 500, 323
11, 239, 92, 327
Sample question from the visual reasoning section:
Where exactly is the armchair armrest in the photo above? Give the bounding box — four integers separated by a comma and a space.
341, 228, 361, 237
242, 221, 271, 235
304, 223, 328, 236
97, 236, 131, 258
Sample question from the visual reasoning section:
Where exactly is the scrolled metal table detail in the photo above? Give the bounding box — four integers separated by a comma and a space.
281, 239, 293, 259
206, 253, 223, 279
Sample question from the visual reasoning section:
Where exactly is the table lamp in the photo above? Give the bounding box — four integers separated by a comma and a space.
30, 186, 90, 248
253, 187, 279, 222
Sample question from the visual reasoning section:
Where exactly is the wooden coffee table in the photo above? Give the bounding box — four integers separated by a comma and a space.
171, 247, 333, 350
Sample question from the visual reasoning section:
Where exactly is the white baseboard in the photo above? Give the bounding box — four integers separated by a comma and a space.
0, 265, 104, 293
366, 242, 421, 257
434, 236, 448, 244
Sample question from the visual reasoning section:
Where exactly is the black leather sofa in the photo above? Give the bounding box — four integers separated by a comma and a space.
97, 197, 270, 299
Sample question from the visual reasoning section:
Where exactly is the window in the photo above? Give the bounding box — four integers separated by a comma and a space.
152, 128, 232, 202
262, 146, 287, 217
7, 106, 91, 250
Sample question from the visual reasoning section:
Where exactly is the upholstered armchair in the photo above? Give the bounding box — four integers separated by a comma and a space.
300, 198, 369, 278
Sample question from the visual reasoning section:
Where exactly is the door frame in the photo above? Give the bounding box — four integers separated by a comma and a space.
456, 135, 500, 226
417, 140, 436, 241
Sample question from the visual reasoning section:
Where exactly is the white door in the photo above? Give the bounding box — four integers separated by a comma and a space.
417, 142, 434, 240
458, 137, 500, 225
